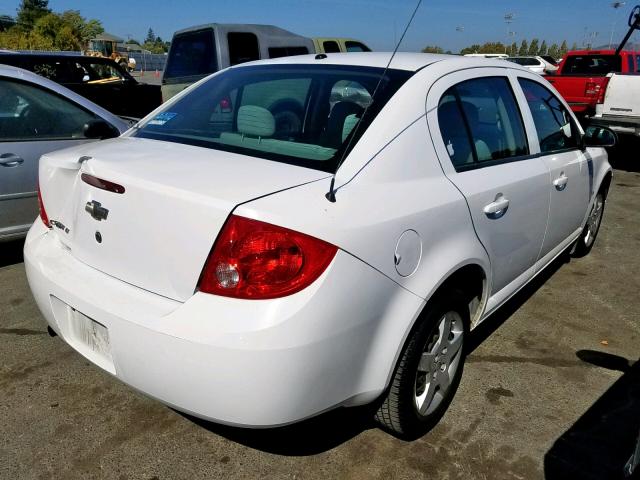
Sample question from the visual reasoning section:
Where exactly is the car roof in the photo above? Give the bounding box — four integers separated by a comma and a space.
231, 52, 519, 72
0, 64, 128, 132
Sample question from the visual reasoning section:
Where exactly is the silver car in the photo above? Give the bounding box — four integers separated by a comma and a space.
0, 65, 128, 241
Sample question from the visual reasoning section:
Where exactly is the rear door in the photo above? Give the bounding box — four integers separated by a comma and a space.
0, 76, 104, 238
515, 75, 590, 260
428, 69, 550, 303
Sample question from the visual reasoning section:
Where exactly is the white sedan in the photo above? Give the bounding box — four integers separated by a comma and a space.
25, 53, 613, 438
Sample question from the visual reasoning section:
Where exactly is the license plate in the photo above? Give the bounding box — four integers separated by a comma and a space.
68, 309, 114, 371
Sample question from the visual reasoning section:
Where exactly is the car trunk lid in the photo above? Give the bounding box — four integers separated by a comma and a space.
39, 137, 329, 302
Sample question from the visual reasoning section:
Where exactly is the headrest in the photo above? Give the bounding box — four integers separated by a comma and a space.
237, 105, 275, 138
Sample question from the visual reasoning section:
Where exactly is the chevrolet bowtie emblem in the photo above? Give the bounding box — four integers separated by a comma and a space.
85, 200, 109, 221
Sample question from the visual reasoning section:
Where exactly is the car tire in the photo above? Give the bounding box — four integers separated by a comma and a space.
375, 289, 469, 439
572, 189, 607, 258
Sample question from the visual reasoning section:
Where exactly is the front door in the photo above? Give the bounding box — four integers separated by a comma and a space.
515, 76, 591, 260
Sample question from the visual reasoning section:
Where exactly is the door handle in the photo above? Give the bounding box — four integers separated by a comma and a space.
553, 173, 568, 191
0, 153, 24, 167
483, 195, 510, 219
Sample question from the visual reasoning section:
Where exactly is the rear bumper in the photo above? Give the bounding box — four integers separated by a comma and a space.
589, 115, 640, 136
24, 222, 422, 427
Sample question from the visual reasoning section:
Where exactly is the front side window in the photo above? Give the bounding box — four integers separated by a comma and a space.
0, 78, 99, 142
165, 29, 217, 82
81, 62, 127, 83
134, 65, 412, 172
518, 78, 580, 153
438, 77, 529, 170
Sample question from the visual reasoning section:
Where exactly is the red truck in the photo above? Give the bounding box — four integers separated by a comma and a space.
547, 49, 639, 117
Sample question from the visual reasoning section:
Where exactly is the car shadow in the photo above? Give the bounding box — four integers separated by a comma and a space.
607, 136, 640, 174
0, 239, 25, 268
178, 403, 377, 456
467, 250, 569, 354
544, 351, 640, 479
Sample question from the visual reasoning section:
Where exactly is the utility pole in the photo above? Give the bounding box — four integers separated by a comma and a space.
504, 13, 515, 53
610, 2, 626, 48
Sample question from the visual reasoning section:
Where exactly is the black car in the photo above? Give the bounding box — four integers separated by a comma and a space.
0, 53, 162, 119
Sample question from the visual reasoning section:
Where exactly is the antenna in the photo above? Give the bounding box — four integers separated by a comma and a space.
325, 0, 423, 202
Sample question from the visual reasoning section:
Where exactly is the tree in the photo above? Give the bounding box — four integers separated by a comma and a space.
421, 45, 444, 54
528, 39, 539, 56
570, 42, 578, 51
510, 42, 518, 56
16, 0, 50, 30
460, 44, 481, 55
145, 28, 155, 44
539, 40, 548, 56
518, 39, 528, 56
559, 40, 568, 56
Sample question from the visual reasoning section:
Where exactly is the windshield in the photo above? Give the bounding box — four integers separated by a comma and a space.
562, 54, 622, 75
135, 64, 413, 172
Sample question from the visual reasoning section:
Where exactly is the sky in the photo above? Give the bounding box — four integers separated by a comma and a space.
5, 0, 640, 52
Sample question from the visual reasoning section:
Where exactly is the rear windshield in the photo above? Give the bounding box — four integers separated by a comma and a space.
562, 54, 622, 75
134, 64, 412, 172
164, 29, 217, 83
508, 57, 540, 66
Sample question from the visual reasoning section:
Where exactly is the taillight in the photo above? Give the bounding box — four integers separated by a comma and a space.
37, 183, 50, 228
585, 81, 602, 97
198, 215, 337, 299
596, 77, 610, 104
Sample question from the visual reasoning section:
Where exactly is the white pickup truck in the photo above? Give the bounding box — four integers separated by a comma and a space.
591, 73, 640, 136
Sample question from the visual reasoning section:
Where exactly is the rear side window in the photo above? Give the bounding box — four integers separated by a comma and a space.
628, 55, 635, 72
637, 55, 640, 72
165, 29, 217, 81
323, 41, 340, 53
345, 41, 370, 52
268, 46, 309, 58
518, 78, 580, 153
562, 55, 622, 74
438, 77, 529, 170
228, 32, 260, 66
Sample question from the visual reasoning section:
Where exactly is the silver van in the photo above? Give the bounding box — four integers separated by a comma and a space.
161, 24, 314, 101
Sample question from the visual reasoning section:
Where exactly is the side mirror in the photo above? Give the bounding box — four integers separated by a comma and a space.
583, 125, 618, 148
84, 119, 120, 140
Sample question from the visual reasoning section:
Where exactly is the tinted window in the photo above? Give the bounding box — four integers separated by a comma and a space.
135, 65, 412, 172
562, 54, 622, 74
438, 77, 529, 170
518, 78, 580, 153
509, 57, 541, 66
165, 29, 217, 81
228, 32, 260, 66
628, 54, 635, 72
345, 41, 370, 52
268, 46, 309, 59
323, 41, 340, 53
0, 78, 100, 141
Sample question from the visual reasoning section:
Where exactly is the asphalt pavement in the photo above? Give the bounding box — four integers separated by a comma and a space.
0, 144, 638, 480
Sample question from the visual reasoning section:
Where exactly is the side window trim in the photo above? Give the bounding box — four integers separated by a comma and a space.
516, 75, 583, 155
438, 75, 531, 172
0, 76, 102, 143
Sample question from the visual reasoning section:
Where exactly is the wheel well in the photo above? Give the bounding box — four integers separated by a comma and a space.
430, 264, 486, 328
600, 172, 613, 196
